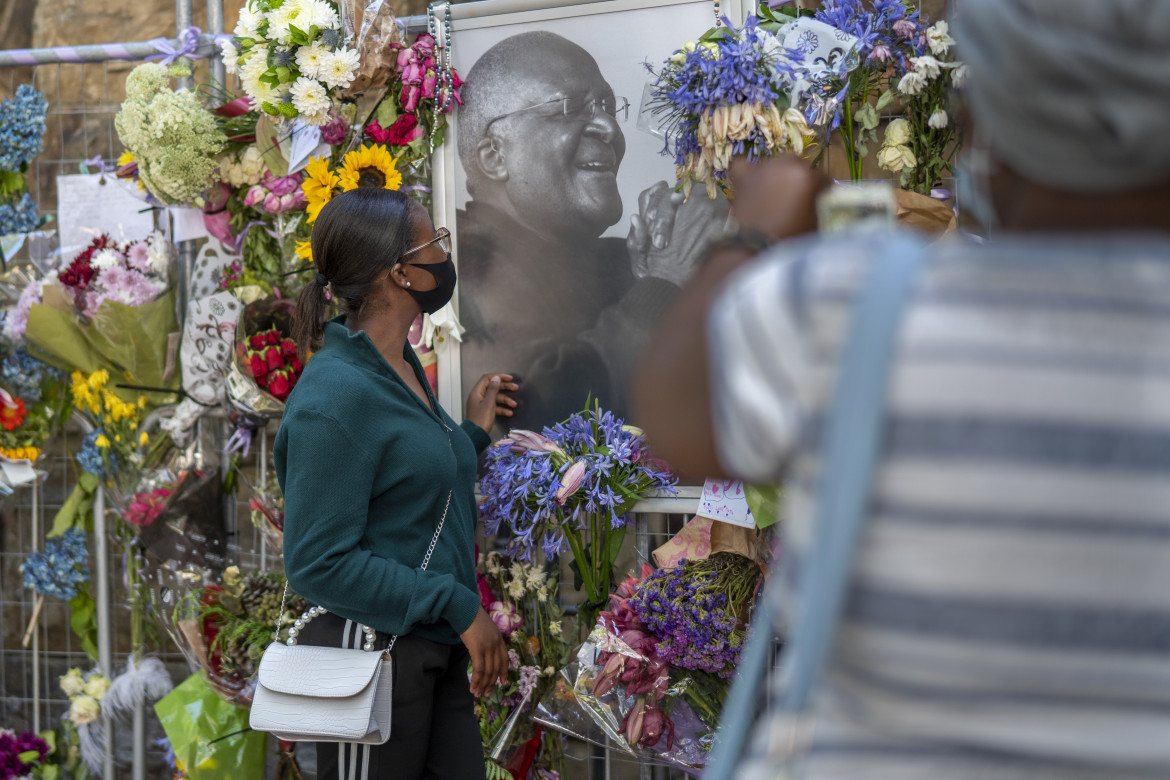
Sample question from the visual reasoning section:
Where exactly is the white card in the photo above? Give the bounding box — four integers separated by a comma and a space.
286, 121, 328, 175
0, 457, 38, 487
696, 478, 756, 528
56, 174, 156, 256
170, 207, 210, 243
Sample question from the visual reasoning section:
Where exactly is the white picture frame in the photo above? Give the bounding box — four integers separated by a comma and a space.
432, 0, 748, 424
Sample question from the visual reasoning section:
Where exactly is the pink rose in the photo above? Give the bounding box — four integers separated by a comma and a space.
401, 84, 421, 113
265, 174, 301, 198
413, 34, 435, 58
421, 70, 437, 100
243, 185, 265, 208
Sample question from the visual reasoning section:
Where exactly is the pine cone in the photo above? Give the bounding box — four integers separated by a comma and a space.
240, 574, 281, 617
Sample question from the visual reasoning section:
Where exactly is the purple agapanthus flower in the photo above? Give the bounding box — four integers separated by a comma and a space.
478, 406, 676, 562
814, 0, 922, 73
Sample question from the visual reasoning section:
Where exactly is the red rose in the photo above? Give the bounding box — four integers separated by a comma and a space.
266, 329, 280, 346
281, 338, 297, 359
249, 353, 269, 378
264, 345, 285, 372
385, 114, 422, 146
289, 356, 303, 375
248, 334, 267, 351
268, 371, 292, 400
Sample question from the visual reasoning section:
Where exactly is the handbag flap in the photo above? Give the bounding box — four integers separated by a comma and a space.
257, 642, 385, 698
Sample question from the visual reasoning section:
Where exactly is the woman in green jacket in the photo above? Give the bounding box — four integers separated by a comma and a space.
275, 187, 516, 780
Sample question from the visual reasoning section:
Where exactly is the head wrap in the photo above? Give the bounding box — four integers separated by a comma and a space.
952, 0, 1170, 192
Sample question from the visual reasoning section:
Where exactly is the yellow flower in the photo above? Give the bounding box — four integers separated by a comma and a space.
94, 435, 110, 449
295, 239, 313, 262
302, 155, 338, 224
114, 435, 121, 443
88, 369, 109, 391
138, 397, 147, 409
116, 150, 135, 167
337, 144, 401, 193
139, 432, 149, 446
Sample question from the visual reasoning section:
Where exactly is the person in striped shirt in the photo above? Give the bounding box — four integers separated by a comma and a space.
632, 1, 1170, 777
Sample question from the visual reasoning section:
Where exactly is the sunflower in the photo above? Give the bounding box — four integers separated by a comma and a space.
336, 144, 402, 193
295, 239, 313, 262
302, 156, 339, 224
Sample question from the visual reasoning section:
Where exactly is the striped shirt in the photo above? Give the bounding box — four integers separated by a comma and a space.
709, 232, 1170, 779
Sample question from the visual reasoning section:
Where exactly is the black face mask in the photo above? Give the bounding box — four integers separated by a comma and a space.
404, 253, 457, 314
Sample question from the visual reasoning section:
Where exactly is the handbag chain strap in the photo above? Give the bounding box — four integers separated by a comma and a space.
273, 490, 454, 655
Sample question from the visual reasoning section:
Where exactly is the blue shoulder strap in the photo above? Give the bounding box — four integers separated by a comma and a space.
705, 234, 928, 779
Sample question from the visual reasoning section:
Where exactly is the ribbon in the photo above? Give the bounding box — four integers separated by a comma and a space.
145, 26, 203, 66
234, 220, 283, 249
224, 427, 253, 459
400, 185, 433, 194
81, 155, 115, 174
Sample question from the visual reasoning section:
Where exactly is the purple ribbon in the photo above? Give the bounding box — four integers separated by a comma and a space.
82, 155, 115, 174
225, 427, 253, 459
146, 26, 202, 65
401, 185, 433, 194
930, 187, 953, 201
234, 220, 283, 250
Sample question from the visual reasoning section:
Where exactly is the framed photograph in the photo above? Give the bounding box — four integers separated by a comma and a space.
433, 0, 744, 429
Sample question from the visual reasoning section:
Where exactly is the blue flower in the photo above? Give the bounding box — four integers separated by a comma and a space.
1, 348, 64, 402
77, 429, 117, 477
21, 527, 90, 601
0, 85, 48, 171
0, 191, 40, 236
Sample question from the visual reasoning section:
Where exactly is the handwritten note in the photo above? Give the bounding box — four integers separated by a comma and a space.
696, 478, 756, 529
56, 174, 156, 255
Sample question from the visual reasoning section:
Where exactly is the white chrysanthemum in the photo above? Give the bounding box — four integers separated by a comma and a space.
309, 0, 341, 31
92, 248, 122, 271
234, 5, 265, 39
951, 63, 969, 89
299, 109, 330, 126
927, 21, 954, 56
218, 38, 240, 75
910, 55, 942, 80
267, 0, 316, 44
898, 70, 927, 96
145, 233, 172, 277
319, 48, 359, 90
928, 109, 949, 130
295, 43, 329, 80
290, 76, 330, 117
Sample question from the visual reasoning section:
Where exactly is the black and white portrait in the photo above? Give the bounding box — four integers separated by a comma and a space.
448, 0, 731, 430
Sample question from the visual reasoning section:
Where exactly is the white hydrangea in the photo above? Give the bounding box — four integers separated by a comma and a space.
92, 248, 122, 271
295, 43, 329, 80
927, 21, 955, 56
319, 48, 360, 90
290, 76, 330, 117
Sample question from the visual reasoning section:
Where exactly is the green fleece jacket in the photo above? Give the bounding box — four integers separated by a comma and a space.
274, 317, 490, 644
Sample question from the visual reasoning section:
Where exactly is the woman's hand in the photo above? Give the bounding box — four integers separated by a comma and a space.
460, 607, 508, 697
465, 373, 519, 434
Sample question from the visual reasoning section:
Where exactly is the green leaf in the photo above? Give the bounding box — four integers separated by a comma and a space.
69, 587, 99, 660
48, 478, 97, 538
744, 484, 781, 529
17, 750, 41, 764
605, 525, 627, 570
875, 90, 896, 111
42, 767, 60, 780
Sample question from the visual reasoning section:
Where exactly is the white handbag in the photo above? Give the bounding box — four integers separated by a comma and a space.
249, 491, 452, 744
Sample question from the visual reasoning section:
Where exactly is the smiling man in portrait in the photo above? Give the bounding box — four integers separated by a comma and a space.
456, 30, 726, 429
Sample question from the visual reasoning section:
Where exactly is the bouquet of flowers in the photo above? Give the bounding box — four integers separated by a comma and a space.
0, 349, 69, 464
227, 298, 304, 423
877, 21, 966, 194
226, 0, 358, 125
115, 63, 226, 206
245, 472, 285, 556
301, 142, 402, 225
808, 0, 923, 180
647, 15, 815, 199
169, 566, 306, 704
18, 233, 181, 400
0, 85, 48, 238
20, 528, 92, 654
333, 0, 404, 130
69, 368, 151, 486
539, 554, 760, 770
0, 728, 51, 780
476, 552, 569, 780
479, 406, 676, 633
